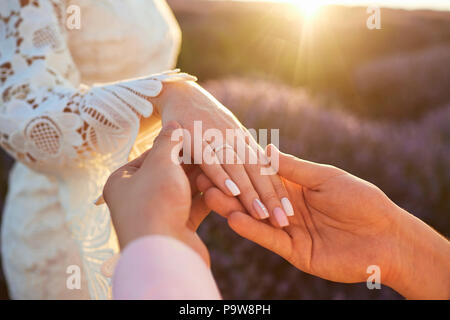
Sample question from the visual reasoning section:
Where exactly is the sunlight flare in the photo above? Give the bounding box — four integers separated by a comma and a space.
289, 0, 326, 19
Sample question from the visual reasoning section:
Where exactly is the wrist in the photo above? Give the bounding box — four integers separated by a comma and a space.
151, 81, 198, 116
385, 206, 450, 299
114, 208, 182, 250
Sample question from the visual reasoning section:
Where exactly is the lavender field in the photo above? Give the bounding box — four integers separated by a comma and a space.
195, 78, 449, 299
173, 0, 450, 120
0, 0, 449, 299
177, 0, 450, 299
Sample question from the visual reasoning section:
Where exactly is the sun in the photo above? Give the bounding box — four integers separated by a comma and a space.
289, 1, 325, 19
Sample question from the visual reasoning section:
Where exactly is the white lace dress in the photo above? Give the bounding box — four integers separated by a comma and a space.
0, 0, 194, 299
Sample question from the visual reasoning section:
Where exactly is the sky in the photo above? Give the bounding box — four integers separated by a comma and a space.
239, 0, 450, 11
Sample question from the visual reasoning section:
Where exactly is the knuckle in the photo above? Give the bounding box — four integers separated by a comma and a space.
259, 191, 279, 204
103, 172, 119, 202
204, 148, 217, 163
222, 163, 242, 175
157, 129, 172, 140
324, 164, 341, 174
274, 185, 288, 197
244, 162, 260, 173
227, 148, 239, 161
271, 177, 287, 194
270, 176, 283, 188
158, 126, 182, 142
239, 183, 257, 197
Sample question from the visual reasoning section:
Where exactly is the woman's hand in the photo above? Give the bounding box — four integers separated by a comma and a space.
198, 145, 450, 299
148, 81, 294, 228
103, 121, 211, 265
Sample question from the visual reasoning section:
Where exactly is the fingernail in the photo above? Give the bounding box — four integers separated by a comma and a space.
225, 179, 241, 196
253, 199, 269, 219
281, 197, 294, 216
274, 207, 289, 227
94, 195, 105, 206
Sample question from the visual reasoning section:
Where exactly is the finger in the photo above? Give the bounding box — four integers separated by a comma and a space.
196, 173, 214, 193
228, 211, 292, 260
203, 187, 245, 218
215, 144, 269, 221
269, 174, 295, 217
126, 148, 152, 169
141, 121, 184, 170
234, 132, 290, 227
97, 148, 153, 206
184, 165, 202, 195
200, 140, 240, 198
242, 143, 290, 228
188, 194, 211, 231
268, 144, 342, 189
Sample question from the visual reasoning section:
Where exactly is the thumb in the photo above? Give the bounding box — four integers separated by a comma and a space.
267, 144, 342, 189
228, 211, 292, 260
142, 121, 185, 169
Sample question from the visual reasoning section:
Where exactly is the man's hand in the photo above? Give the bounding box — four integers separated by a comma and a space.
103, 121, 211, 265
198, 145, 450, 299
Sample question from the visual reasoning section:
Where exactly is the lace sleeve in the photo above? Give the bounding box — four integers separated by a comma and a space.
0, 0, 195, 174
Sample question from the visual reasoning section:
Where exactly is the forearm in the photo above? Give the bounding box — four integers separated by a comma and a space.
113, 235, 221, 300
386, 207, 450, 299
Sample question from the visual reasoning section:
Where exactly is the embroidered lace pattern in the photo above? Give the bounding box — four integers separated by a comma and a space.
0, 0, 195, 299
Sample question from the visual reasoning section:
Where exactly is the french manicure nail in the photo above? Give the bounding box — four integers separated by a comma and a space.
274, 207, 289, 227
225, 179, 241, 196
281, 197, 294, 216
253, 199, 269, 219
